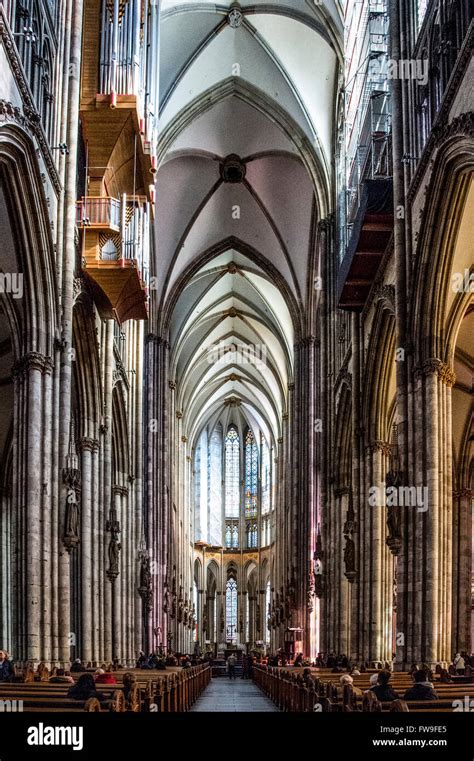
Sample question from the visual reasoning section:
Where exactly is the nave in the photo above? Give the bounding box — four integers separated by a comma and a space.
0, 0, 472, 712
190, 677, 278, 713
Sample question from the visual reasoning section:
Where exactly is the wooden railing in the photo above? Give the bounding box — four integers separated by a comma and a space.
253, 665, 474, 713
253, 665, 321, 712
0, 664, 211, 713
151, 664, 211, 712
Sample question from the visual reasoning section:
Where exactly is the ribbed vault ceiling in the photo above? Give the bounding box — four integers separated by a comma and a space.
156, 1, 341, 449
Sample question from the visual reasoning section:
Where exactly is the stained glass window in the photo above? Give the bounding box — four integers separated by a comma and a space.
265, 580, 271, 645
208, 425, 222, 545
225, 520, 239, 549
226, 577, 238, 644
262, 440, 270, 515
245, 429, 258, 517
246, 521, 258, 549
225, 426, 240, 518
417, 0, 428, 31
262, 517, 270, 547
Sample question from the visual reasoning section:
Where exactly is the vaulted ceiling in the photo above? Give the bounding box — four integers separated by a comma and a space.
155, 1, 342, 447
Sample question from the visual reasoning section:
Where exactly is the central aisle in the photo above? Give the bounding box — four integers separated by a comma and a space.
190, 677, 279, 712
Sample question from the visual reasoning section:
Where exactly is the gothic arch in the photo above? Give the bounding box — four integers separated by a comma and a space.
0, 124, 58, 357
412, 131, 474, 361
363, 301, 397, 443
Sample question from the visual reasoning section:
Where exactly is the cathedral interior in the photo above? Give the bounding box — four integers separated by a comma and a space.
0, 0, 473, 710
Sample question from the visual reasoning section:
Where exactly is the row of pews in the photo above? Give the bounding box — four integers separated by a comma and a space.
253, 665, 474, 712
0, 665, 211, 713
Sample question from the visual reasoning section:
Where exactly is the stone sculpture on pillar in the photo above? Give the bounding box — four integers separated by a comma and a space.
183, 594, 189, 626
138, 554, 153, 612
314, 528, 324, 597
177, 586, 184, 623
385, 439, 403, 555
163, 578, 170, 614
343, 490, 357, 583
106, 507, 121, 580
63, 421, 81, 552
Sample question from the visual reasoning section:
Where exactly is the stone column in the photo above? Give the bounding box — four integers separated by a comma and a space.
14, 352, 54, 663
103, 321, 114, 662
79, 437, 96, 663
404, 359, 456, 666
452, 488, 473, 652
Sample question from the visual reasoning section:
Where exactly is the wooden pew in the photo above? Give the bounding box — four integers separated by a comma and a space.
0, 663, 211, 713
253, 664, 474, 713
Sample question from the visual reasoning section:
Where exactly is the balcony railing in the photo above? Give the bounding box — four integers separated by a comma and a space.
76, 194, 150, 287
76, 196, 121, 230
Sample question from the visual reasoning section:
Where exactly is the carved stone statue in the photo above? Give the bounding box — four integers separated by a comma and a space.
108, 539, 121, 577
138, 556, 153, 612
385, 468, 402, 555
343, 536, 355, 577
183, 595, 189, 626
64, 490, 80, 550
163, 580, 170, 614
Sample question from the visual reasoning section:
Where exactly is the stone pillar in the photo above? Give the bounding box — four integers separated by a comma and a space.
400, 359, 456, 666
79, 437, 96, 664
452, 488, 473, 652
13, 352, 54, 663
103, 321, 114, 663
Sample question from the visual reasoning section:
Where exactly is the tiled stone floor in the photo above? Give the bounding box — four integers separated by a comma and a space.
190, 677, 279, 712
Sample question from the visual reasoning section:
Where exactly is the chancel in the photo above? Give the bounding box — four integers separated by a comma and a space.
0, 0, 473, 718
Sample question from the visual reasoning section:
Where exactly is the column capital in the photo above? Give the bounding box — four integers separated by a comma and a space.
79, 437, 100, 452
112, 484, 128, 497
415, 358, 456, 386
12, 351, 54, 379
366, 440, 391, 456
453, 488, 472, 499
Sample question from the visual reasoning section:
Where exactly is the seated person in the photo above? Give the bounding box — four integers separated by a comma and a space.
49, 668, 74, 684
94, 668, 117, 684
70, 658, 85, 673
67, 673, 106, 701
122, 672, 137, 701
338, 674, 363, 698
369, 670, 399, 702
403, 669, 438, 701
0, 650, 15, 682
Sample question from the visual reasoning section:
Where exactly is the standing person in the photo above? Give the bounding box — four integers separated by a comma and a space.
454, 653, 465, 675
247, 653, 254, 679
227, 653, 237, 680
0, 651, 14, 682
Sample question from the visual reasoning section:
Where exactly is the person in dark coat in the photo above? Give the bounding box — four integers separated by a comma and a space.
370, 670, 399, 702
70, 658, 85, 673
0, 651, 14, 682
67, 673, 106, 701
403, 669, 438, 701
